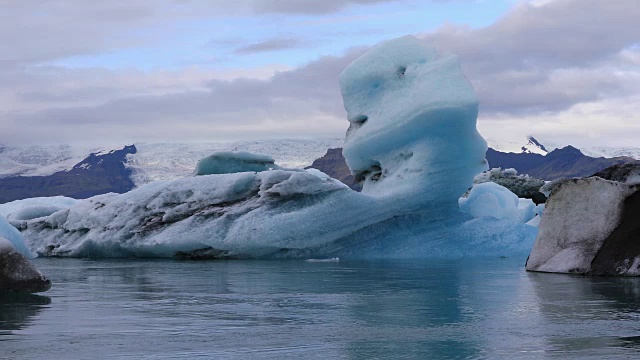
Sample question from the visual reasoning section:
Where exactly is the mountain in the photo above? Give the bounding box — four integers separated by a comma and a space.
0, 140, 343, 203
486, 145, 635, 180
0, 145, 137, 203
489, 136, 640, 160
305, 148, 361, 191
0, 144, 99, 178
308, 144, 637, 189
485, 136, 548, 156
0, 137, 635, 202
522, 136, 548, 155
0, 139, 343, 186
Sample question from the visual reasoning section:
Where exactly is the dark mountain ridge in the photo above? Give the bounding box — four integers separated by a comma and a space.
486, 146, 635, 180
0, 145, 137, 203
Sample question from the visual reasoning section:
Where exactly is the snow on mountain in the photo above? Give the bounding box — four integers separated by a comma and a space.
568, 146, 640, 160
0, 139, 344, 186
487, 135, 640, 160
485, 136, 548, 155
516, 138, 640, 160
0, 144, 102, 178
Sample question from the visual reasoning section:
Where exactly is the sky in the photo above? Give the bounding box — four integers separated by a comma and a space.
0, 0, 639, 148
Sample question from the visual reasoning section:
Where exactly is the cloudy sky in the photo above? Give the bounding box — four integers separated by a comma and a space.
1, 0, 638, 148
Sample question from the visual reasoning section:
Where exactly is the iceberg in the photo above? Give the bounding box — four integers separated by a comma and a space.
459, 182, 537, 224
17, 36, 536, 259
194, 151, 278, 176
0, 215, 35, 259
0, 196, 80, 220
470, 168, 547, 204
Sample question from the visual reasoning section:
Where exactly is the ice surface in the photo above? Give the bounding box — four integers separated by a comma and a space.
19, 36, 537, 259
0, 196, 79, 220
0, 215, 35, 258
194, 151, 277, 175
459, 182, 537, 224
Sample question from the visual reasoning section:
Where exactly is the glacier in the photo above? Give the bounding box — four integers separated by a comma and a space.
16, 36, 537, 259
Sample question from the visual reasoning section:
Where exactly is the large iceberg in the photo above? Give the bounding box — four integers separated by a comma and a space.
17, 36, 536, 259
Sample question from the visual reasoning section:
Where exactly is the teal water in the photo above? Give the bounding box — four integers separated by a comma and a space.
2, 257, 640, 359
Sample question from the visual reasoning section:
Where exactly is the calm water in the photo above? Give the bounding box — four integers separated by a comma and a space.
2, 257, 640, 359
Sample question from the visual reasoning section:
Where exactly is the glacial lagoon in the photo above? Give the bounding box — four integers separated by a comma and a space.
3, 257, 640, 359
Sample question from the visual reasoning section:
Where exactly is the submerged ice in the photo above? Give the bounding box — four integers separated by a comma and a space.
16, 36, 536, 259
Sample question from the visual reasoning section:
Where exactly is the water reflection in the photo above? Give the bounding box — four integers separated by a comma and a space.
4, 258, 640, 359
0, 292, 51, 335
528, 272, 640, 356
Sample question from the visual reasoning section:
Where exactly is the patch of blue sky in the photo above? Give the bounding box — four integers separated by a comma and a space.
44, 0, 514, 72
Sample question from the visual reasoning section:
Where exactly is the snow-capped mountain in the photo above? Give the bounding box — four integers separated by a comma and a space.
557, 145, 640, 160
522, 136, 549, 155
0, 145, 137, 203
487, 136, 640, 160
0, 144, 103, 178
485, 136, 548, 155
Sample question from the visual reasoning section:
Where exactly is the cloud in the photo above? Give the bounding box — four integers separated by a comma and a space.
1, 0, 640, 147
422, 0, 640, 115
3, 49, 365, 144
249, 0, 398, 14
233, 38, 304, 54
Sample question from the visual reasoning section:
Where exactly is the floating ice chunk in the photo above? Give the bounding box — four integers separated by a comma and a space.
517, 198, 536, 223
459, 182, 537, 223
0, 215, 35, 259
0, 196, 79, 220
470, 168, 546, 203
305, 257, 340, 263
305, 168, 331, 181
194, 151, 276, 176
